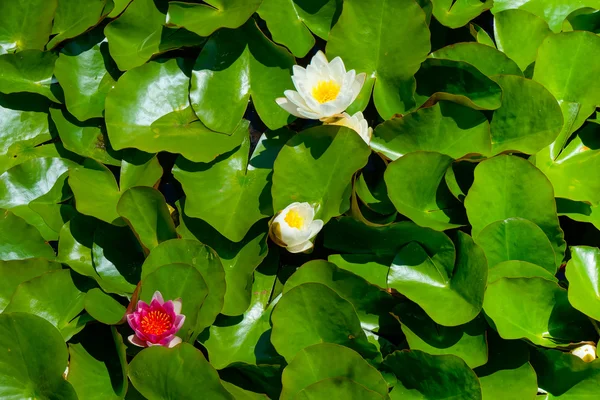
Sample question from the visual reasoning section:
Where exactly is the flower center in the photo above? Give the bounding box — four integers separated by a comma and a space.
284, 209, 304, 229
312, 80, 341, 104
141, 310, 172, 335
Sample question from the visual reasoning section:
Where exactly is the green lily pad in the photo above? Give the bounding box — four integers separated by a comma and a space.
492, 0, 600, 32
328, 254, 390, 289
67, 324, 128, 400
396, 302, 488, 369
371, 102, 492, 160
487, 260, 558, 284
431, 0, 493, 28
166, 0, 262, 37
201, 252, 282, 369
272, 126, 370, 224
0, 0, 58, 53
295, 377, 386, 400
174, 129, 291, 242
324, 217, 456, 271
483, 277, 595, 347
533, 31, 600, 155
0, 94, 51, 164
281, 343, 389, 400
84, 288, 126, 325
0, 209, 55, 261
415, 58, 503, 110
271, 282, 380, 363
257, 0, 339, 57
384, 350, 482, 399
49, 108, 121, 166
537, 123, 600, 205
327, 0, 430, 117
4, 269, 87, 340
104, 0, 165, 71
48, 0, 110, 49
493, 9, 552, 71
474, 331, 538, 400
189, 20, 294, 133
283, 260, 399, 335
430, 42, 522, 77
389, 231, 486, 327
54, 31, 120, 121
142, 239, 226, 332
566, 246, 600, 320
0, 50, 59, 102
117, 187, 177, 252
141, 263, 209, 340
530, 347, 600, 398
0, 258, 61, 312
474, 217, 556, 273
0, 313, 77, 400
128, 343, 234, 400
385, 151, 467, 230
489, 75, 563, 155
465, 155, 566, 268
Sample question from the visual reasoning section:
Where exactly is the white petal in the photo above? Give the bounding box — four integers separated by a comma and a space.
287, 240, 314, 253
298, 108, 324, 119
292, 65, 307, 81
311, 51, 329, 70
328, 57, 347, 83
308, 219, 324, 240
167, 336, 182, 348
128, 334, 146, 348
352, 73, 367, 102
172, 299, 182, 315
276, 97, 304, 118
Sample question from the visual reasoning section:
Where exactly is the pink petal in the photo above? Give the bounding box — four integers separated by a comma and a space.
126, 314, 138, 330
128, 334, 147, 348
137, 300, 150, 312
151, 291, 164, 305
173, 314, 185, 331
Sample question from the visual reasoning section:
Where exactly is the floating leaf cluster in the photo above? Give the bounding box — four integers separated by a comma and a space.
1, 0, 600, 399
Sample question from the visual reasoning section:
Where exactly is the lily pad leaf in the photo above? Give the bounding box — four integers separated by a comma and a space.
415, 58, 503, 111
0, 313, 78, 400
166, 0, 262, 37
326, 0, 431, 118
296, 377, 386, 400
84, 288, 126, 325
0, 0, 58, 53
384, 350, 482, 399
431, 0, 493, 28
117, 187, 177, 252
0, 258, 61, 312
430, 42, 522, 77
272, 126, 371, 224
493, 9, 552, 71
389, 231, 487, 327
0, 50, 59, 102
104, 0, 166, 71
483, 277, 595, 347
487, 260, 558, 284
257, 0, 339, 57
281, 343, 389, 400
142, 239, 226, 331
175, 129, 291, 242
465, 155, 566, 268
489, 75, 563, 155
54, 31, 120, 121
48, 0, 111, 49
128, 343, 234, 400
271, 282, 380, 363
566, 246, 600, 320
4, 269, 87, 340
0, 209, 55, 261
384, 151, 467, 231
396, 302, 488, 369
372, 101, 491, 160
190, 20, 295, 133
475, 217, 556, 273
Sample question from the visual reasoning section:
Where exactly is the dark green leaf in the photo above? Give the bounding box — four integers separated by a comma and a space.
0, 208, 55, 261
0, 50, 59, 102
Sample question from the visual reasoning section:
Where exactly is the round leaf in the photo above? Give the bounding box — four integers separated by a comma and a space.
296, 377, 385, 400
566, 246, 600, 320
430, 42, 522, 77
0, 0, 58, 53
0, 258, 61, 312
0, 50, 59, 102
84, 288, 126, 325
0, 209, 55, 261
487, 260, 558, 284
128, 343, 234, 400
431, 0, 493, 29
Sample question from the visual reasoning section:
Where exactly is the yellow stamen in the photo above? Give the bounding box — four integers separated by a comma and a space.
141, 310, 172, 335
312, 80, 341, 104
284, 209, 304, 229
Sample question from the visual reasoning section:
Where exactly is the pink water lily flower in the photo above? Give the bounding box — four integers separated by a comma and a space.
127, 291, 185, 348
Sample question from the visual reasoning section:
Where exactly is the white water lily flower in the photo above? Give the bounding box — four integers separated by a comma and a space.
327, 111, 373, 144
571, 344, 597, 362
269, 202, 323, 253
276, 51, 366, 120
